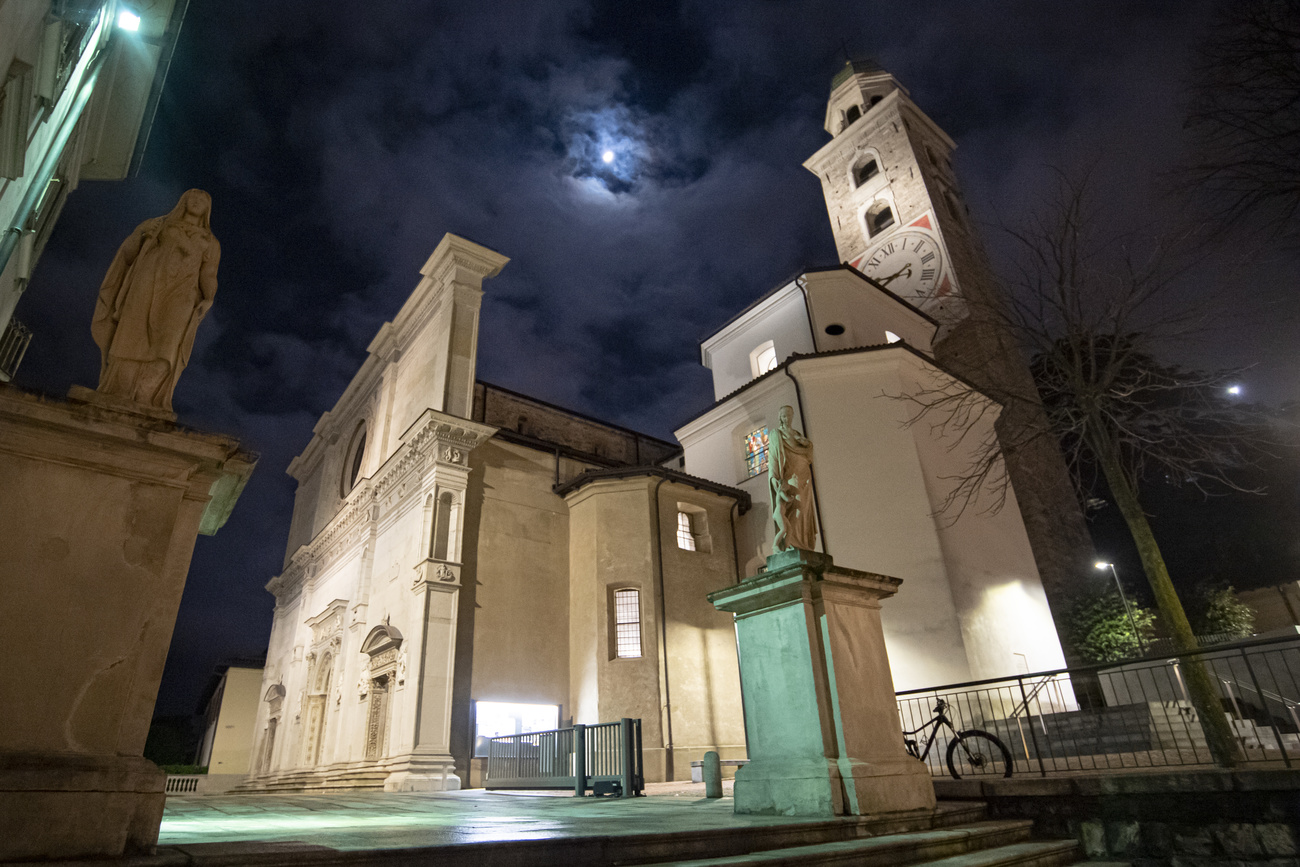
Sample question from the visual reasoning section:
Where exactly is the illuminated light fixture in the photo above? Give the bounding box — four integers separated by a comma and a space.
1227, 385, 1242, 395
601, 150, 615, 164
117, 8, 141, 30
1094, 561, 1108, 570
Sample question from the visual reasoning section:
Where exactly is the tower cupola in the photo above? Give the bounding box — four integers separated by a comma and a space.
824, 60, 908, 136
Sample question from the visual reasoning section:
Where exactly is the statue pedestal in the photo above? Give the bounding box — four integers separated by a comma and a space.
0, 385, 254, 860
709, 549, 935, 817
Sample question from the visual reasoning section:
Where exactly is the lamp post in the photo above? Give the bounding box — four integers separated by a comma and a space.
1096, 561, 1148, 656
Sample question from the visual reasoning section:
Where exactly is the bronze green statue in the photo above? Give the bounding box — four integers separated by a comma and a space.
769, 405, 818, 552
91, 189, 220, 412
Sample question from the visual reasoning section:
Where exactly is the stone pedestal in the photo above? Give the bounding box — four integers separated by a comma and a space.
0, 385, 254, 861
709, 549, 935, 817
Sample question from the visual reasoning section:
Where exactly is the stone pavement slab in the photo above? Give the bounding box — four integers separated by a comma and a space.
156, 783, 816, 852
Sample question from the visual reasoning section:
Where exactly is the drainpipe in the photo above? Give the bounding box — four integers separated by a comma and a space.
782, 363, 829, 556
0, 20, 113, 285
650, 475, 674, 779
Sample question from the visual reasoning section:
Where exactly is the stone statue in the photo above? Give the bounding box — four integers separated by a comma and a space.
769, 405, 818, 552
91, 189, 220, 412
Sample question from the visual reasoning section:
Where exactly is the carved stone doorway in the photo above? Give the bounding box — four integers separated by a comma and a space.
360, 620, 403, 764
365, 675, 391, 761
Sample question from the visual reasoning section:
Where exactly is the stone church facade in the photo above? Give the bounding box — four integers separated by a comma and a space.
244, 63, 1077, 791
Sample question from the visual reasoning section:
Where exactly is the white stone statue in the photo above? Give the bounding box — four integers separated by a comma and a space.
769, 405, 818, 552
91, 189, 220, 412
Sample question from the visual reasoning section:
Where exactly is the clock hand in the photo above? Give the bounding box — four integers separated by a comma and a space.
876, 264, 912, 287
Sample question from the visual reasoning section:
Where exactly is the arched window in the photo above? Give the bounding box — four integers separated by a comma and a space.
432, 491, 455, 561
844, 104, 862, 126
870, 94, 883, 107
749, 340, 778, 378
867, 201, 895, 236
342, 422, 367, 495
853, 157, 879, 188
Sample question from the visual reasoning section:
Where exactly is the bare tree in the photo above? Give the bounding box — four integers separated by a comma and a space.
1180, 0, 1300, 241
907, 171, 1270, 766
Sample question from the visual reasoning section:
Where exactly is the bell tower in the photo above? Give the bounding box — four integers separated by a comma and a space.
803, 61, 982, 327
805, 61, 1097, 651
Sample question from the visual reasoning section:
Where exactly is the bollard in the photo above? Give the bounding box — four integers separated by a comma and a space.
703, 750, 722, 799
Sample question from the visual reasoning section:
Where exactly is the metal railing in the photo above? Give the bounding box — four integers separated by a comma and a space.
484, 717, 643, 797
897, 635, 1300, 777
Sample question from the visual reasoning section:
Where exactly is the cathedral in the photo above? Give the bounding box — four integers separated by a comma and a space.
243, 62, 1076, 792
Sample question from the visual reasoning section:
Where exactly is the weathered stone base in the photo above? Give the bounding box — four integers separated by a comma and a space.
0, 752, 165, 861
383, 749, 461, 792
936, 769, 1300, 865
711, 549, 935, 818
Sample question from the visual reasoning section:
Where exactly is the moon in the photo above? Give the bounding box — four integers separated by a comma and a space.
601, 150, 615, 164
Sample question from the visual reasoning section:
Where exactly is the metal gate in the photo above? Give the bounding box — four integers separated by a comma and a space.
484, 717, 643, 797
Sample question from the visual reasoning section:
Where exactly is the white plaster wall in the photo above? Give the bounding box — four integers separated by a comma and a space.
801, 269, 935, 353
701, 283, 814, 401
790, 351, 972, 690
677, 374, 799, 577
900, 360, 1067, 679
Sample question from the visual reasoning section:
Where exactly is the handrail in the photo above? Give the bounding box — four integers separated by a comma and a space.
896, 633, 1300, 696
1221, 674, 1298, 709
1009, 674, 1058, 719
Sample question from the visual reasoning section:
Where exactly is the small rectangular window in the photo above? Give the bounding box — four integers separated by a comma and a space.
613, 589, 642, 659
744, 427, 770, 479
676, 511, 696, 551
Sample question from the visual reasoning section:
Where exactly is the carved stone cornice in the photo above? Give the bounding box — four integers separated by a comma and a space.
412, 558, 460, 593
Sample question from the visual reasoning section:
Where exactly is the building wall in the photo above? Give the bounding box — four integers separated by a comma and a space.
653, 480, 747, 774
563, 476, 746, 782
455, 438, 575, 772
702, 283, 815, 401
678, 345, 1066, 690
204, 667, 263, 775
0, 1, 181, 373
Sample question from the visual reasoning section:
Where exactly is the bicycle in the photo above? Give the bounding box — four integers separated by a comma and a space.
902, 698, 1013, 779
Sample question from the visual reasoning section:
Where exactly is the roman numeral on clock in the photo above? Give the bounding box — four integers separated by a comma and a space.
921, 268, 935, 280
920, 252, 935, 264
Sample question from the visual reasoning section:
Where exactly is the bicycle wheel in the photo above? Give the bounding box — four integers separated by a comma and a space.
946, 729, 1013, 779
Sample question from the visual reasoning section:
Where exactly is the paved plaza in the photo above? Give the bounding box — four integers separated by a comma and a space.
156, 781, 825, 852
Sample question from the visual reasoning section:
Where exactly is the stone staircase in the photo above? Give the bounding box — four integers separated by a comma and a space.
642, 805, 1079, 867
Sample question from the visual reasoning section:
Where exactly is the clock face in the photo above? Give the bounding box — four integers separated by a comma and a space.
853, 230, 946, 305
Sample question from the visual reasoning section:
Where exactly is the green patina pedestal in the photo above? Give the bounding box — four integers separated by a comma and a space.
709, 549, 935, 817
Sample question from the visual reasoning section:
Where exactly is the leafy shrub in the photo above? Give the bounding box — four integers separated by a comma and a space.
1062, 590, 1157, 664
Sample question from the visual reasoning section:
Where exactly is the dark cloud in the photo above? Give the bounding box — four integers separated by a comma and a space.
13, 0, 1299, 715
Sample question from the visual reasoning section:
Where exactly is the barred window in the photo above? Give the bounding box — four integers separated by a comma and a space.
744, 427, 770, 479
613, 589, 642, 659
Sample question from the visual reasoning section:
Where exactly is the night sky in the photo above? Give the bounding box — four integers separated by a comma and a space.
14, 0, 1300, 717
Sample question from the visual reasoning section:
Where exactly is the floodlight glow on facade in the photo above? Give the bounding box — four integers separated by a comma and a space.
117, 8, 141, 31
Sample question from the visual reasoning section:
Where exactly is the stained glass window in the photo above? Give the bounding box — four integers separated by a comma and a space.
614, 589, 642, 659
744, 427, 770, 479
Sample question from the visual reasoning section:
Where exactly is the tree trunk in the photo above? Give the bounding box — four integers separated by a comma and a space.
1091, 433, 1242, 767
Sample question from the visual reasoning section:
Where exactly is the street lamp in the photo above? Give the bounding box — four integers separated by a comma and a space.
1096, 561, 1148, 656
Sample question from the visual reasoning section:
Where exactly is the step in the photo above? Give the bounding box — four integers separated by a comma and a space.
912, 840, 1078, 867
651, 820, 1036, 866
